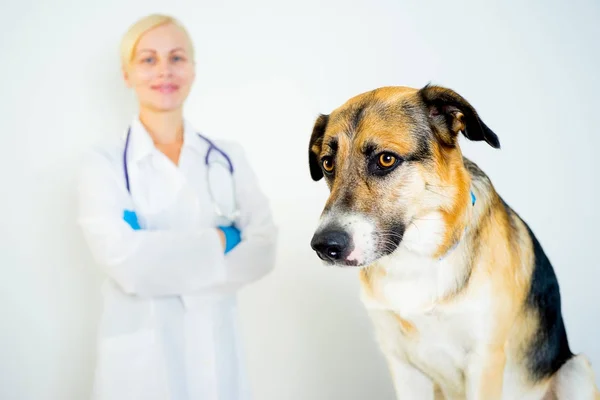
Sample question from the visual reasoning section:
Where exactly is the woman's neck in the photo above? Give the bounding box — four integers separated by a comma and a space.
138, 107, 184, 145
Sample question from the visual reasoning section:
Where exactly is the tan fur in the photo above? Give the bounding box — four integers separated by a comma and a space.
309, 85, 599, 399
428, 141, 472, 259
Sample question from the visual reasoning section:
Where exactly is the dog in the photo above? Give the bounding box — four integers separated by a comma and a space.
307, 84, 599, 399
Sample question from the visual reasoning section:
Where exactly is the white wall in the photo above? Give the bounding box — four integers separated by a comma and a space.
1, 0, 599, 399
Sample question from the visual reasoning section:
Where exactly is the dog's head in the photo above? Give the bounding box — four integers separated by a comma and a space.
308, 84, 500, 267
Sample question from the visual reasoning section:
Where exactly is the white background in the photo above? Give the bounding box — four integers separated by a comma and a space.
1, 0, 599, 399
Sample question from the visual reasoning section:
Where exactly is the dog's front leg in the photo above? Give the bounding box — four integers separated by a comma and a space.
386, 356, 436, 400
465, 346, 506, 400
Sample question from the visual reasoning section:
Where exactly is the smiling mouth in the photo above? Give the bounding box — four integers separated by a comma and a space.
151, 84, 179, 94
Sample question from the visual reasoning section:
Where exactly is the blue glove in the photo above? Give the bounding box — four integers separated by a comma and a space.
218, 225, 241, 254
123, 210, 141, 230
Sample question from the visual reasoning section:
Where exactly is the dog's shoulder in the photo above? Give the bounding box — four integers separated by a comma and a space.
463, 156, 574, 381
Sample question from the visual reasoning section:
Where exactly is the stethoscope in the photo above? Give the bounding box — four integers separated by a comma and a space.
123, 126, 240, 223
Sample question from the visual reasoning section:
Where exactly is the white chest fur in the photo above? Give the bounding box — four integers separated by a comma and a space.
360, 247, 489, 396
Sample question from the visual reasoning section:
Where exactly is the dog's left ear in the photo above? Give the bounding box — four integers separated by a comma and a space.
308, 113, 329, 181
418, 84, 500, 149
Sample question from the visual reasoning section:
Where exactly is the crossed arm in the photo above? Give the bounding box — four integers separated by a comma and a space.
76, 144, 277, 298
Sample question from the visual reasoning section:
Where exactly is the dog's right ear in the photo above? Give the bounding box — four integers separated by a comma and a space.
309, 114, 329, 181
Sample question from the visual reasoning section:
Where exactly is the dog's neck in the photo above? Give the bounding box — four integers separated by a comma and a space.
436, 190, 477, 261
371, 188, 480, 310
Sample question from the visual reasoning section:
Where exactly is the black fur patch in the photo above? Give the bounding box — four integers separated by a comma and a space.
362, 142, 377, 157
325, 138, 338, 153
309, 114, 330, 181
379, 222, 405, 256
350, 103, 368, 134
503, 199, 573, 381
406, 139, 431, 163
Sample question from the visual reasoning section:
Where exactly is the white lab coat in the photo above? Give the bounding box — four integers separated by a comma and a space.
76, 116, 278, 400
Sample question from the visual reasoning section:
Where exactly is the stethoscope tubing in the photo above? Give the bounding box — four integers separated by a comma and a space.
123, 126, 239, 221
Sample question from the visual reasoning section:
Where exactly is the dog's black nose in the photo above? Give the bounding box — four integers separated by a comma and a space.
311, 229, 351, 262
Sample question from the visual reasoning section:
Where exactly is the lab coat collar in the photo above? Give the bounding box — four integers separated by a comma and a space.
182, 121, 210, 156
126, 115, 208, 163
127, 116, 154, 164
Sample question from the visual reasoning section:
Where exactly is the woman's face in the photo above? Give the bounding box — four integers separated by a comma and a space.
123, 23, 195, 113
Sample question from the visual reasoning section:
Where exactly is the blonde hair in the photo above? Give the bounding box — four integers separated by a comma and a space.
120, 13, 194, 69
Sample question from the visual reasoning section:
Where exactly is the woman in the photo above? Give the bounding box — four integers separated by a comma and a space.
77, 14, 278, 400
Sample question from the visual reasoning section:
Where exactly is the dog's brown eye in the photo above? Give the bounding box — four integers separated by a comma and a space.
322, 157, 334, 173
378, 153, 396, 168
369, 152, 402, 176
